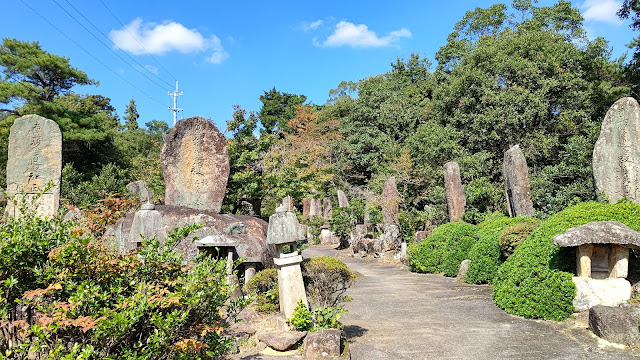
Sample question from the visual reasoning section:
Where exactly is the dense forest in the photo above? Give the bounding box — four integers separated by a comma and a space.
0, 0, 638, 235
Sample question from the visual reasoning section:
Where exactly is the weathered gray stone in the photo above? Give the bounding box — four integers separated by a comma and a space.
552, 221, 640, 248
224, 222, 247, 235
593, 97, 640, 204
257, 331, 307, 351
444, 161, 465, 222
503, 145, 535, 217
337, 190, 349, 208
303, 329, 341, 359
382, 177, 400, 224
589, 304, 640, 346
128, 204, 164, 244
126, 180, 154, 203
323, 198, 333, 223
379, 224, 401, 250
274, 254, 308, 318
310, 198, 322, 217
6, 114, 62, 218
161, 116, 229, 212
302, 198, 310, 216
457, 260, 471, 282
414, 230, 430, 243
572, 277, 631, 312
281, 196, 294, 212
62, 207, 82, 223
319, 229, 340, 245
351, 224, 374, 253
266, 211, 305, 246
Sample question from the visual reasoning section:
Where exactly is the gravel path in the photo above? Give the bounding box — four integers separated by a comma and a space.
303, 245, 640, 360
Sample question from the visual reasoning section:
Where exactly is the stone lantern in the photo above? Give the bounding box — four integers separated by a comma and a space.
267, 206, 308, 318
195, 234, 238, 276
128, 203, 164, 247
553, 221, 640, 311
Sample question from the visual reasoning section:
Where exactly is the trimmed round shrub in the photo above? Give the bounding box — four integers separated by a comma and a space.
407, 222, 478, 277
493, 201, 640, 321
245, 269, 279, 313
498, 220, 539, 259
465, 216, 539, 285
302, 256, 355, 309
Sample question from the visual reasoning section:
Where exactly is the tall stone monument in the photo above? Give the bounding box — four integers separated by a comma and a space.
161, 117, 229, 212
444, 161, 465, 222
337, 190, 349, 208
593, 97, 640, 204
6, 114, 62, 218
302, 198, 310, 216
309, 198, 322, 217
382, 177, 400, 224
322, 198, 333, 222
503, 145, 535, 217
266, 208, 308, 318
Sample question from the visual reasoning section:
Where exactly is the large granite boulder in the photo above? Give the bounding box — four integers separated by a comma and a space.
382, 177, 400, 224
503, 145, 535, 217
303, 329, 342, 359
593, 97, 640, 203
589, 304, 640, 346
572, 277, 631, 312
257, 331, 306, 351
161, 117, 229, 213
6, 114, 62, 218
444, 161, 465, 222
108, 205, 275, 267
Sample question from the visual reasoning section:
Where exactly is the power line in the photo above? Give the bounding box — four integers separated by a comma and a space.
97, 0, 177, 82
61, 0, 175, 89
50, 0, 171, 92
18, 0, 167, 108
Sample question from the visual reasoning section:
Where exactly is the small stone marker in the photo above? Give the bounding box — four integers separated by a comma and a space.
457, 259, 471, 282
443, 161, 465, 222
593, 97, 640, 203
267, 208, 308, 318
503, 145, 535, 217
281, 196, 294, 212
322, 197, 332, 222
6, 114, 62, 218
161, 116, 229, 212
302, 198, 310, 216
382, 177, 400, 224
126, 180, 154, 203
128, 203, 164, 245
337, 190, 349, 208
309, 198, 322, 217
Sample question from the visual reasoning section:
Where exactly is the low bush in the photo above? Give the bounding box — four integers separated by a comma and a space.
499, 220, 539, 260
244, 269, 279, 313
407, 222, 478, 277
302, 256, 355, 309
493, 201, 640, 321
465, 216, 539, 285
287, 300, 346, 332
1, 212, 245, 359
61, 163, 131, 207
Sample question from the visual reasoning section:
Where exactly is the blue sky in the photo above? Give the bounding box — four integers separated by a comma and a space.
3, 0, 636, 133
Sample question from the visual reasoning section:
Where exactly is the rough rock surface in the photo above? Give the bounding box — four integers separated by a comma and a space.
414, 230, 430, 243
337, 190, 349, 208
108, 205, 275, 266
310, 198, 322, 217
456, 259, 471, 282
266, 210, 305, 245
382, 177, 400, 224
303, 329, 342, 359
593, 97, 640, 204
503, 145, 535, 217
552, 221, 640, 248
302, 198, 310, 216
572, 277, 631, 312
281, 196, 294, 212
323, 198, 333, 223
126, 180, 154, 203
351, 224, 374, 253
319, 229, 340, 245
6, 114, 62, 218
128, 204, 164, 244
161, 116, 229, 212
589, 304, 640, 346
257, 331, 307, 351
444, 161, 465, 222
379, 224, 401, 251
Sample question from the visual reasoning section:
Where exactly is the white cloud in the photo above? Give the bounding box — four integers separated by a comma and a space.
144, 64, 158, 74
302, 19, 323, 32
582, 0, 623, 24
110, 18, 229, 63
315, 21, 411, 48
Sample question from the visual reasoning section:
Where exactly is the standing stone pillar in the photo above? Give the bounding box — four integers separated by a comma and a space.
593, 97, 640, 204
322, 198, 333, 223
6, 115, 62, 218
281, 196, 294, 212
161, 116, 229, 213
309, 198, 322, 218
444, 161, 465, 222
382, 177, 400, 224
337, 190, 349, 208
302, 198, 310, 216
267, 208, 308, 318
244, 264, 257, 284
503, 145, 535, 217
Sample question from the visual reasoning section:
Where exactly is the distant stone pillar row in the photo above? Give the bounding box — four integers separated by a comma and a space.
444, 161, 465, 222
593, 97, 640, 204
503, 145, 535, 217
6, 114, 62, 218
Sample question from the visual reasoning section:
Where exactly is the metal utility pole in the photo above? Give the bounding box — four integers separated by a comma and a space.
168, 80, 183, 127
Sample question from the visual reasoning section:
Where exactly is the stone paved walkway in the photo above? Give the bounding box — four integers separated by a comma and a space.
303, 245, 640, 360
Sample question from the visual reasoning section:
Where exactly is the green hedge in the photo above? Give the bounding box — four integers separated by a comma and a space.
407, 222, 478, 277
465, 216, 539, 285
493, 201, 640, 321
